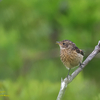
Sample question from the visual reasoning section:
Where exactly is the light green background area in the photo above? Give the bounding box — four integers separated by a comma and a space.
0, 0, 100, 100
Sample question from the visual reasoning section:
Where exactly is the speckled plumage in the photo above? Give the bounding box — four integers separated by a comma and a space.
57, 40, 84, 70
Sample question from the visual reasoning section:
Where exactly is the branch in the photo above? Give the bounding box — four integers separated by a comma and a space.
57, 40, 100, 100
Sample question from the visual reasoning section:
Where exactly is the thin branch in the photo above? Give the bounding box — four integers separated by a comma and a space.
57, 40, 100, 100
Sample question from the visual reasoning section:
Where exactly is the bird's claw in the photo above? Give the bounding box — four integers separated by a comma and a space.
79, 63, 84, 69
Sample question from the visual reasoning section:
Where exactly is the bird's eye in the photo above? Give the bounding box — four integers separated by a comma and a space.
63, 43, 65, 45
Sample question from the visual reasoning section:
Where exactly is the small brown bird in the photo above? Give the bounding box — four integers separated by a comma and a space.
56, 40, 84, 76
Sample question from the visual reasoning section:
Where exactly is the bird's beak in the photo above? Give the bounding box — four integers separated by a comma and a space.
56, 41, 60, 45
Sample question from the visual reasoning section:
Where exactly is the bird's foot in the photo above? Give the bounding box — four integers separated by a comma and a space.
79, 63, 84, 69
66, 75, 71, 80
66, 75, 69, 78
67, 75, 70, 78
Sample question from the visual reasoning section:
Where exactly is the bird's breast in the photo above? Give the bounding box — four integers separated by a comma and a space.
60, 49, 83, 69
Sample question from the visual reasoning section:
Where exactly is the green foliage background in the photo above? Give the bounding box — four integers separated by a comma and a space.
0, 0, 100, 100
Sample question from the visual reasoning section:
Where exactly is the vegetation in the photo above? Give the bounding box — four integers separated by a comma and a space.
0, 0, 100, 99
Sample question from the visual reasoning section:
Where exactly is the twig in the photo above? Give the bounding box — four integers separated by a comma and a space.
57, 40, 100, 100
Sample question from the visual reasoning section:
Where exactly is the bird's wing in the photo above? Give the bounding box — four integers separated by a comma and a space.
72, 45, 84, 56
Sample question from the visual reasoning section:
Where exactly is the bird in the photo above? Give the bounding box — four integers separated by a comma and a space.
56, 40, 84, 77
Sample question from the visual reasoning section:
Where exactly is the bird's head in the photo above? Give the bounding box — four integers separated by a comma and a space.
56, 40, 75, 49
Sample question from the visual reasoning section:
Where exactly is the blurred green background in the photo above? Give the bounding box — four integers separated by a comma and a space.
0, 0, 100, 100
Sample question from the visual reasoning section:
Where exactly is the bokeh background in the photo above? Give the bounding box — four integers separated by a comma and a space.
0, 0, 100, 100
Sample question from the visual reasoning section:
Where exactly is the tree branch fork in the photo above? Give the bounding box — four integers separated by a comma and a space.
57, 40, 100, 100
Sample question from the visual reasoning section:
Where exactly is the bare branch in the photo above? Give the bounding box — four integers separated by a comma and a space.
57, 40, 100, 100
